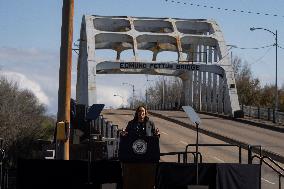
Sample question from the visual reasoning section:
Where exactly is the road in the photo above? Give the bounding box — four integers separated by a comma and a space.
150, 110, 284, 158
102, 109, 284, 189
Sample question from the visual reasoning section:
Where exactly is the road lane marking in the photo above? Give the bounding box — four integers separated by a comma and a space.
161, 131, 168, 135
213, 156, 225, 163
180, 141, 188, 145
261, 177, 275, 185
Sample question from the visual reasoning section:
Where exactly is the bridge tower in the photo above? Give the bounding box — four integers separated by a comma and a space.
76, 15, 241, 117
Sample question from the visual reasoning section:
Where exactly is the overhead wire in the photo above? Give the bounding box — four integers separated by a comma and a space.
164, 0, 284, 18
278, 45, 284, 50
249, 46, 273, 65
233, 44, 274, 50
217, 44, 274, 64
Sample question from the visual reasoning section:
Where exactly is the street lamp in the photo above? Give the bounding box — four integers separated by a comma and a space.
113, 94, 124, 108
227, 45, 237, 64
250, 27, 278, 122
122, 82, 135, 109
145, 75, 155, 107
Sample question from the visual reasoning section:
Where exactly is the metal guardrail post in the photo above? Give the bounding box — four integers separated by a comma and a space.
257, 107, 260, 119
0, 162, 2, 189
249, 106, 251, 117
273, 108, 276, 123
239, 146, 242, 164
268, 108, 271, 121
183, 153, 186, 163
248, 145, 252, 164
100, 116, 104, 136
279, 175, 281, 189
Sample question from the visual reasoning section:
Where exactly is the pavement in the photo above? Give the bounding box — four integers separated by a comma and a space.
148, 110, 284, 164
198, 111, 284, 133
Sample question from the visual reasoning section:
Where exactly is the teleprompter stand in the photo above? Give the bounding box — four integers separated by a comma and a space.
182, 106, 208, 189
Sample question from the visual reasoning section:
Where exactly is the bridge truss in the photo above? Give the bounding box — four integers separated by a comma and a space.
76, 15, 241, 116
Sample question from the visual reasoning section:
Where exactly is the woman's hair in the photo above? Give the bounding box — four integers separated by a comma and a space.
133, 105, 149, 122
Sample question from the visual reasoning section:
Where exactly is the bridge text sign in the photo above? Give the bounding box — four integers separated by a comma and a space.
119, 62, 200, 71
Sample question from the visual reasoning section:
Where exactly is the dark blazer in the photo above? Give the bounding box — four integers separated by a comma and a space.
125, 118, 156, 137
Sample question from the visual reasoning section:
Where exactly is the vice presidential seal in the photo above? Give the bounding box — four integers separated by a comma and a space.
132, 139, 147, 154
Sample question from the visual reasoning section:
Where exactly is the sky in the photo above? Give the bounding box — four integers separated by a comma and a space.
0, 0, 283, 115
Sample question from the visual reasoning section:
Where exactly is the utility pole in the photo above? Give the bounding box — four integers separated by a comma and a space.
250, 27, 278, 122
275, 30, 278, 113
146, 75, 149, 107
56, 0, 74, 160
132, 85, 135, 109
162, 76, 165, 109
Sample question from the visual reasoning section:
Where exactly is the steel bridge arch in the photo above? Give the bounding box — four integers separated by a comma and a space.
76, 15, 241, 117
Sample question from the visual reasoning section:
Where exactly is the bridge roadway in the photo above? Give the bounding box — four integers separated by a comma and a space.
102, 109, 284, 189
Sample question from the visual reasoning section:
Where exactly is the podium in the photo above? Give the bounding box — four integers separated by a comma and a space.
119, 135, 160, 163
119, 136, 160, 189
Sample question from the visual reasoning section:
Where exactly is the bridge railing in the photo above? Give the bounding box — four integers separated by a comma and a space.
241, 105, 284, 125
148, 103, 284, 125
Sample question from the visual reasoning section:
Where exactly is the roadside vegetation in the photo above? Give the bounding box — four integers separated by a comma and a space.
0, 76, 55, 167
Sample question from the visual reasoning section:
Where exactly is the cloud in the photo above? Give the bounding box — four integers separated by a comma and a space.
0, 47, 76, 114
96, 85, 129, 108
0, 47, 148, 114
0, 71, 50, 105
0, 47, 58, 63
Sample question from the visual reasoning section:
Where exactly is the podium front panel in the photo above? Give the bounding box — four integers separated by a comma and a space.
119, 136, 160, 163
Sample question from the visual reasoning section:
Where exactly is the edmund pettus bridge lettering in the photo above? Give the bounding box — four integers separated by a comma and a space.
119, 62, 200, 71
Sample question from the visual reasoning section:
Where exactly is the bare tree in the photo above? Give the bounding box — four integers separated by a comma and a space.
146, 76, 182, 108
232, 56, 261, 106
0, 77, 55, 167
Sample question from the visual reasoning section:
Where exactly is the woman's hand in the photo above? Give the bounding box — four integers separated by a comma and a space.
120, 129, 128, 136
154, 128, 160, 137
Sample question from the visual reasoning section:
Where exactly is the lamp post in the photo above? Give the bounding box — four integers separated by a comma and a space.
122, 82, 135, 109
227, 44, 238, 65
113, 94, 124, 108
250, 27, 278, 123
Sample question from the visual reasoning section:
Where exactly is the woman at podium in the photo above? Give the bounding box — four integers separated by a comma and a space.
123, 105, 159, 137
120, 106, 160, 189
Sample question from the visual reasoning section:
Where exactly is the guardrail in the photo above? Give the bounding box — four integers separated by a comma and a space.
148, 103, 284, 125
252, 155, 284, 189
185, 143, 243, 164
241, 105, 284, 124
160, 151, 203, 163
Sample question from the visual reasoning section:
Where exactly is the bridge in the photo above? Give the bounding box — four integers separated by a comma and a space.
70, 15, 284, 188
76, 15, 241, 117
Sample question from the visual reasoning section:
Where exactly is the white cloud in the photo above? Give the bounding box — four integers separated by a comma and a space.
1, 71, 50, 105
0, 47, 149, 114
96, 85, 129, 108
0, 47, 58, 63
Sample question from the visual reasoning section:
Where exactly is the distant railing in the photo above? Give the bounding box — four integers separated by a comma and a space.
241, 105, 284, 125
148, 103, 180, 111
148, 103, 284, 125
